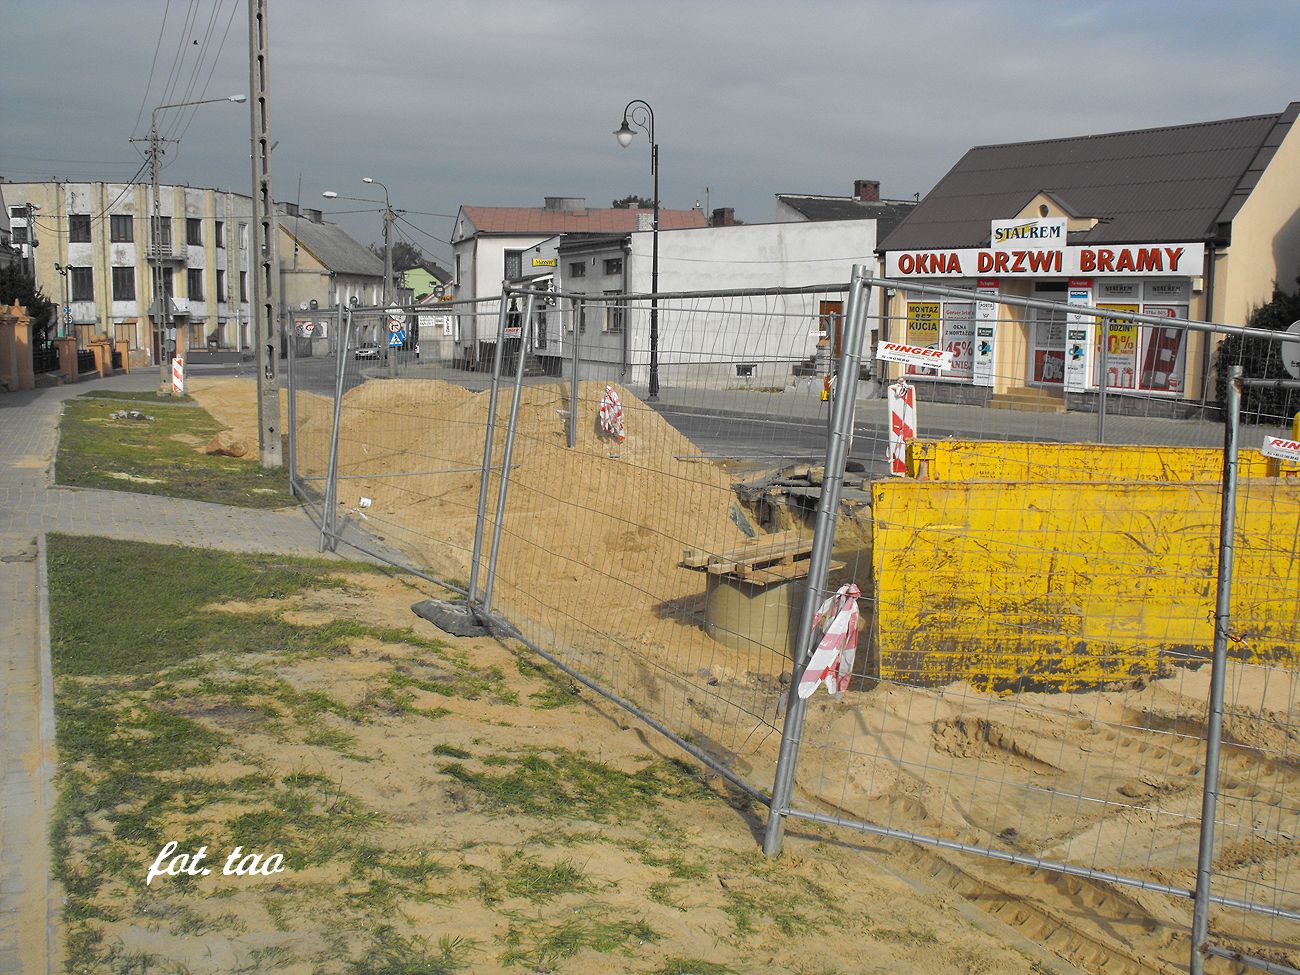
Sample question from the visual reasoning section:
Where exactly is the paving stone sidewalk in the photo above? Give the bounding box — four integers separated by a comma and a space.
0, 373, 340, 975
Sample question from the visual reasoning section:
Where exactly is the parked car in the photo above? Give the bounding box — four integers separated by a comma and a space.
354, 344, 380, 360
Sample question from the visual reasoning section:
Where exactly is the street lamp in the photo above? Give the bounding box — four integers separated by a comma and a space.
148, 93, 246, 393
614, 99, 659, 400
323, 179, 399, 375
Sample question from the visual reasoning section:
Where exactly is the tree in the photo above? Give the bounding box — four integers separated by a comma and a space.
611, 195, 654, 209
369, 241, 424, 270
0, 264, 55, 345
1214, 279, 1300, 422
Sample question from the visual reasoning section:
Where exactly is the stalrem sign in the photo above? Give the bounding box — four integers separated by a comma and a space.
990, 217, 1066, 252
886, 242, 1205, 278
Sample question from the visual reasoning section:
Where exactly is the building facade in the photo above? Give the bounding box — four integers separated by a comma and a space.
3, 181, 381, 365
876, 104, 1300, 413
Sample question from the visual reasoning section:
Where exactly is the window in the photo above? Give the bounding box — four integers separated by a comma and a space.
603, 257, 623, 276
568, 261, 587, 278
186, 218, 202, 246
8, 206, 24, 219
214, 221, 224, 248
162, 267, 175, 298
187, 268, 204, 301
69, 214, 91, 243
239, 271, 248, 303
215, 269, 226, 301
12, 225, 27, 246
70, 267, 94, 301
453, 254, 461, 287
152, 217, 172, 249
503, 249, 522, 280
1029, 282, 1068, 385
111, 266, 135, 301
110, 214, 133, 242
603, 291, 624, 334
238, 222, 248, 251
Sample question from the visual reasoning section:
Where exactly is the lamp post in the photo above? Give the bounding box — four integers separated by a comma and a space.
147, 93, 246, 393
614, 99, 659, 400
323, 180, 399, 376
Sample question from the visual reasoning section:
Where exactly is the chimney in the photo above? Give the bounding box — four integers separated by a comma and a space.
711, 207, 735, 227
853, 179, 880, 202
544, 196, 586, 212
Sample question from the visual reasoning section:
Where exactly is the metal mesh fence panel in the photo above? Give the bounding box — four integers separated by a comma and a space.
774, 279, 1300, 974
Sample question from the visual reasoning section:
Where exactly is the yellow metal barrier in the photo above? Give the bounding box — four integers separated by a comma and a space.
871, 478, 1300, 691
906, 439, 1272, 482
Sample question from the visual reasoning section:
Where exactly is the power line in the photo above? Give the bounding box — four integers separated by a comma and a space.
157, 0, 201, 117
131, 0, 172, 139
174, 0, 240, 142
166, 0, 230, 142
394, 213, 452, 247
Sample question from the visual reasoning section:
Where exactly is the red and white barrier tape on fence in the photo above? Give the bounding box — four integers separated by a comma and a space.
599, 385, 625, 442
797, 583, 861, 700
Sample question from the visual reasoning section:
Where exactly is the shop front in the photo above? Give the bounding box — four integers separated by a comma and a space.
882, 222, 1208, 413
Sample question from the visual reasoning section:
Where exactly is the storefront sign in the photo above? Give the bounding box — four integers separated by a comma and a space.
1262, 437, 1300, 463
885, 242, 1203, 279
972, 280, 998, 387
532, 258, 557, 267
904, 302, 942, 376
991, 217, 1066, 252
877, 341, 954, 371
1064, 280, 1093, 392
943, 304, 974, 379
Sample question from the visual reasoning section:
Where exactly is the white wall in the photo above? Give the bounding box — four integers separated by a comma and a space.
619, 220, 882, 386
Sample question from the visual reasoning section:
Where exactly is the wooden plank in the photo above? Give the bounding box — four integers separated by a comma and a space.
680, 547, 711, 568
744, 558, 845, 587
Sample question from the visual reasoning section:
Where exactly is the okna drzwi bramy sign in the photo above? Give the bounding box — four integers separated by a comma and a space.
886, 241, 1205, 278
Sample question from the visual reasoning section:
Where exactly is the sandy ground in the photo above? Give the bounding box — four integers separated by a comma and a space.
179, 375, 1300, 974
62, 568, 1072, 975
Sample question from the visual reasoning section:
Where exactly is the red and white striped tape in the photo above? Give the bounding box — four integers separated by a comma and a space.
599, 385, 625, 442
798, 583, 861, 700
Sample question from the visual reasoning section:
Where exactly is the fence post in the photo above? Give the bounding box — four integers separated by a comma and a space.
286, 309, 298, 493
1189, 363, 1242, 975
763, 264, 872, 858
1096, 361, 1107, 443
468, 290, 512, 606
568, 297, 582, 449
483, 294, 536, 616
320, 307, 352, 553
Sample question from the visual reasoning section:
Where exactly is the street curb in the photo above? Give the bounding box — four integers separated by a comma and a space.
36, 534, 62, 974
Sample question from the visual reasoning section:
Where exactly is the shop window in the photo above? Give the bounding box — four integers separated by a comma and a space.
905, 299, 974, 380
1028, 282, 1067, 385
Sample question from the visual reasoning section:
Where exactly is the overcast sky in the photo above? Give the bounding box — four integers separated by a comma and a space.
5, 1, 1299, 264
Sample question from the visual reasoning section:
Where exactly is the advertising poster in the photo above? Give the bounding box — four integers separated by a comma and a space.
1139, 305, 1187, 392
905, 302, 941, 377
972, 280, 999, 387
1098, 304, 1139, 389
942, 303, 974, 379
1064, 279, 1093, 392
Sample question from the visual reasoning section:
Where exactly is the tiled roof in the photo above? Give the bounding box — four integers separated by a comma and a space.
879, 103, 1300, 252
459, 206, 707, 237
282, 219, 384, 277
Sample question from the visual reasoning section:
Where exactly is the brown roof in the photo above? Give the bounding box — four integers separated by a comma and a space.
879, 103, 1300, 252
460, 205, 707, 236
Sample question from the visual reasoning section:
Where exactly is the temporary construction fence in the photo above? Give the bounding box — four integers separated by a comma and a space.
289, 269, 1299, 975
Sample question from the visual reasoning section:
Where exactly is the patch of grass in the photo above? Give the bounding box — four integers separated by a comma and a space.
57, 396, 291, 507
498, 909, 658, 970
650, 960, 736, 975
870, 925, 939, 945
515, 656, 582, 709
346, 926, 475, 975
47, 535, 372, 677
81, 390, 194, 403
439, 748, 711, 823
480, 852, 592, 905
716, 855, 838, 940
432, 743, 471, 759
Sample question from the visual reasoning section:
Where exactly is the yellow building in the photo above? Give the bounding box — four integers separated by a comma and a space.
877, 103, 1300, 416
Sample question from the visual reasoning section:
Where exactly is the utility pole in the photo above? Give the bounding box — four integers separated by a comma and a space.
383, 202, 395, 377
249, 0, 283, 467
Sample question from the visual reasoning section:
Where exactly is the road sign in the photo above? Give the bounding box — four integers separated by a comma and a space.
1281, 320, 1300, 380
388, 320, 403, 334
388, 329, 406, 348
